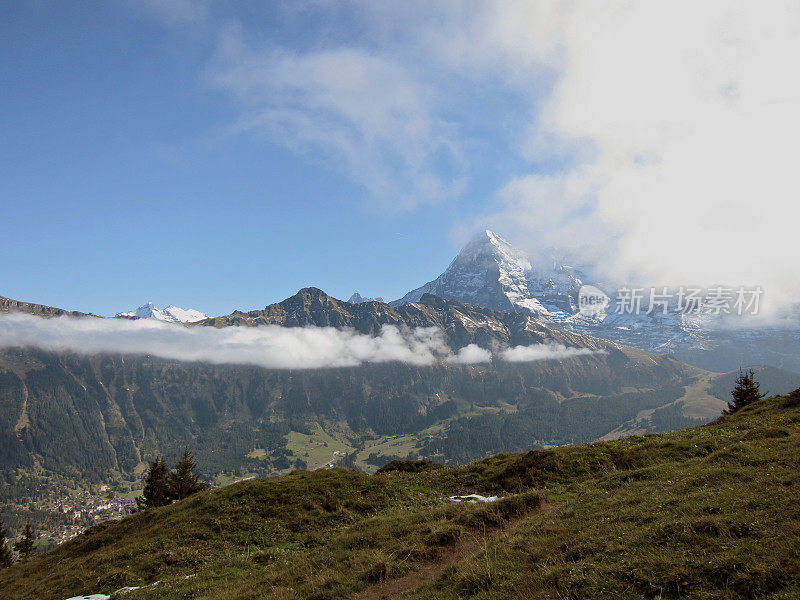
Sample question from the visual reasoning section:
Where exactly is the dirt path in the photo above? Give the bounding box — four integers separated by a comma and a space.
350, 503, 551, 600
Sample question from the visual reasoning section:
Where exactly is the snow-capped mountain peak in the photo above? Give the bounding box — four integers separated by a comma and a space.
465, 229, 525, 259
116, 303, 209, 324
392, 229, 581, 314
161, 305, 210, 323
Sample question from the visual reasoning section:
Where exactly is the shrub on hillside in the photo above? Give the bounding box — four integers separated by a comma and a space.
375, 460, 444, 474
786, 387, 800, 407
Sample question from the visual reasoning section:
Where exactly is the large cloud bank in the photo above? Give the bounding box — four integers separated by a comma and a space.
476, 1, 800, 311
0, 314, 602, 369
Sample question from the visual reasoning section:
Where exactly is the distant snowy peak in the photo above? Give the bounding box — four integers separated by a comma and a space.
347, 292, 385, 304
115, 302, 160, 320
116, 302, 209, 324
161, 305, 210, 323
392, 230, 581, 314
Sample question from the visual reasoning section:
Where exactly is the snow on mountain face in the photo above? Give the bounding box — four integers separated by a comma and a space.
116, 303, 209, 324
161, 305, 210, 323
347, 292, 385, 304
393, 230, 800, 372
392, 230, 581, 314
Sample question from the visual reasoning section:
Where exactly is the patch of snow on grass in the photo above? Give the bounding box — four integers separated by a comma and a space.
449, 494, 500, 503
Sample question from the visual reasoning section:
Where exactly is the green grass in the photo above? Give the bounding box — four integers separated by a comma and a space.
245, 448, 267, 459
285, 423, 355, 470
2, 395, 799, 599
408, 397, 800, 599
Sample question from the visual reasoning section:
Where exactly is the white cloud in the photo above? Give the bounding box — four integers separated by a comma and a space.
500, 343, 603, 363
0, 314, 450, 369
206, 24, 464, 210
0, 315, 602, 368
480, 169, 618, 268
446, 343, 492, 364
199, 3, 560, 210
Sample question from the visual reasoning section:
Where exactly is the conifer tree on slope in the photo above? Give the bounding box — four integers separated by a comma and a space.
168, 450, 209, 501
0, 512, 13, 568
726, 369, 766, 414
13, 523, 34, 560
136, 457, 171, 510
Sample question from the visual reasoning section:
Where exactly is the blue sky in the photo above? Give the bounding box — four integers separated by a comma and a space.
0, 1, 545, 316
2, 1, 797, 316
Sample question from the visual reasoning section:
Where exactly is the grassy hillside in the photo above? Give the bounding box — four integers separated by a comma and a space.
2, 393, 798, 599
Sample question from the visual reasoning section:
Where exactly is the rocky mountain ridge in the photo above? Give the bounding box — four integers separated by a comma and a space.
0, 295, 90, 319
198, 287, 622, 356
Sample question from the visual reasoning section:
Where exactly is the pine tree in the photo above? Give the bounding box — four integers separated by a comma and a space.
0, 512, 14, 568
136, 457, 171, 510
168, 450, 209, 501
726, 369, 766, 414
13, 523, 34, 560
